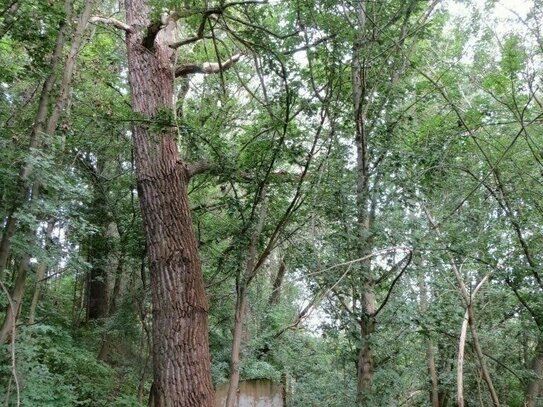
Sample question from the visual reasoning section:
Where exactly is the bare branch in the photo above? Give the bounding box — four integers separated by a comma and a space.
282, 35, 335, 55
175, 53, 243, 77
170, 1, 267, 49
89, 16, 133, 33
170, 10, 211, 49
372, 251, 413, 317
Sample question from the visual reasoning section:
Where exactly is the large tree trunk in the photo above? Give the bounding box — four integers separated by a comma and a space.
124, 1, 214, 405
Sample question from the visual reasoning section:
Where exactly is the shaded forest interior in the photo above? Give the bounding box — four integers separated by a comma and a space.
0, 0, 543, 406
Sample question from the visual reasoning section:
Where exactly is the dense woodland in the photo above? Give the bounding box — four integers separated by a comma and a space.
0, 0, 542, 406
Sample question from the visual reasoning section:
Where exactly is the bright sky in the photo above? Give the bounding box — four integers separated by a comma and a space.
448, 0, 532, 31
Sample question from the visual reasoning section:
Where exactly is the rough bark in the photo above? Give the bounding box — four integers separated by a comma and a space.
123, 1, 214, 405
357, 284, 376, 400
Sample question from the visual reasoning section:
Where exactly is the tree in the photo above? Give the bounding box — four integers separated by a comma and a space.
120, 1, 215, 404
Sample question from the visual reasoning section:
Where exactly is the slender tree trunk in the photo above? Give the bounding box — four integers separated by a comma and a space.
28, 219, 55, 324
0, 0, 72, 279
457, 308, 468, 407
465, 305, 500, 407
454, 268, 499, 407
0, 0, 94, 343
0, 0, 90, 283
419, 274, 440, 407
0, 1, 20, 40
268, 257, 286, 306
357, 287, 375, 400
424, 207, 500, 407
225, 195, 268, 407
0, 256, 30, 343
457, 276, 488, 407
86, 162, 113, 320
525, 337, 543, 407
438, 340, 451, 407
124, 2, 214, 405
427, 340, 440, 407
351, 0, 377, 400
225, 288, 247, 407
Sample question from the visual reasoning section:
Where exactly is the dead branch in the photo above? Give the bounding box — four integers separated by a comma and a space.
89, 16, 133, 33
175, 53, 243, 77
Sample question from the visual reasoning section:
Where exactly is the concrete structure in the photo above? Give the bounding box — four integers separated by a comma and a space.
215, 379, 284, 407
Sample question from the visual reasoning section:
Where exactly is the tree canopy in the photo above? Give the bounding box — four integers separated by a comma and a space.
1, 0, 543, 406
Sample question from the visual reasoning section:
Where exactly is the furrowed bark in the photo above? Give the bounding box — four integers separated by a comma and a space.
124, 1, 214, 405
